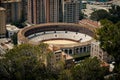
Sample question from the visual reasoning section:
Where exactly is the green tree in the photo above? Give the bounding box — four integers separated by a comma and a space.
58, 69, 73, 80
0, 43, 57, 80
97, 19, 120, 64
11, 21, 26, 28
38, 43, 48, 54
11, 33, 18, 45
4, 44, 43, 80
72, 57, 105, 80
90, 9, 109, 21
79, 12, 84, 20
97, 20, 120, 79
0, 60, 10, 80
90, 5, 120, 23
108, 5, 120, 23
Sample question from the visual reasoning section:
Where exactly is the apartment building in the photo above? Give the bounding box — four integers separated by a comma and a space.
63, 0, 82, 23
0, 7, 6, 38
27, 0, 46, 24
1, 0, 22, 23
27, 0, 63, 24
48, 0, 63, 22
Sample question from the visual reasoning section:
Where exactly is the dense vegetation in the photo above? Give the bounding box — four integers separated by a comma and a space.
90, 4, 120, 79
11, 33, 18, 45
0, 43, 108, 80
96, 19, 120, 79
90, 9, 109, 21
97, 20, 120, 64
90, 5, 120, 23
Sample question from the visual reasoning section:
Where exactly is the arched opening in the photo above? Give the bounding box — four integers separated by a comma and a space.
84, 47, 86, 52
69, 49, 72, 54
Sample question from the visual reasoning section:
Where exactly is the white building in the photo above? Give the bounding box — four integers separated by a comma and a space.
47, 45, 73, 68
91, 41, 109, 62
6, 24, 20, 38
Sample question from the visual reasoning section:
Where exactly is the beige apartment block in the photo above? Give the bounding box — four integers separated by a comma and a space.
27, 0, 63, 24
27, 0, 46, 24
0, 7, 6, 38
1, 0, 22, 23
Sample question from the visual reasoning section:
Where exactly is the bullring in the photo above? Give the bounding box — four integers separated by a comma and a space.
18, 23, 96, 55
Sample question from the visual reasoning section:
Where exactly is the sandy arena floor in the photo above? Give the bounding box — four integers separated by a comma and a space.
43, 40, 78, 45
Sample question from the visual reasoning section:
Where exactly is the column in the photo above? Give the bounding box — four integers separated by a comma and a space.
74, 48, 77, 54
72, 49, 74, 54
87, 46, 90, 52
79, 47, 81, 53
82, 47, 84, 53
67, 49, 70, 54
85, 46, 87, 52
62, 49, 65, 52
79, 47, 81, 54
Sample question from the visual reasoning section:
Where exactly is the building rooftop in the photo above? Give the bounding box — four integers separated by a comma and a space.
6, 24, 20, 32
79, 19, 100, 28
1, 0, 21, 3
0, 7, 6, 10
91, 41, 100, 45
0, 38, 13, 50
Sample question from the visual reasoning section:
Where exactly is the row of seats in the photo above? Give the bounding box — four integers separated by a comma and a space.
28, 31, 92, 43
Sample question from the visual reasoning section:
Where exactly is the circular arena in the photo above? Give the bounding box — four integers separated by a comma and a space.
18, 23, 96, 55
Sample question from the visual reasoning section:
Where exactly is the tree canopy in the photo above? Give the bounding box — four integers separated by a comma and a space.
97, 19, 120, 64
0, 43, 110, 80
90, 9, 109, 21
108, 5, 120, 23
58, 69, 73, 80
11, 33, 18, 45
72, 57, 106, 80
0, 43, 58, 80
90, 5, 120, 23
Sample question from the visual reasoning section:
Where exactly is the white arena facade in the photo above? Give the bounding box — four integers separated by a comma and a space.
18, 23, 96, 55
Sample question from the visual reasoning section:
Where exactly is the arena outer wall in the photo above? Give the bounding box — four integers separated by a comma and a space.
18, 23, 98, 55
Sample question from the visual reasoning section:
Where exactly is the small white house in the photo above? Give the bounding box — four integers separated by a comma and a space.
6, 24, 20, 38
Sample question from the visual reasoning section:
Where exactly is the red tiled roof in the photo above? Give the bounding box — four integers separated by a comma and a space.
79, 19, 100, 28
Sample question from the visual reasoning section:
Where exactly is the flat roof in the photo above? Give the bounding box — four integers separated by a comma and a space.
0, 7, 6, 11
1, 0, 21, 3
6, 24, 20, 31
